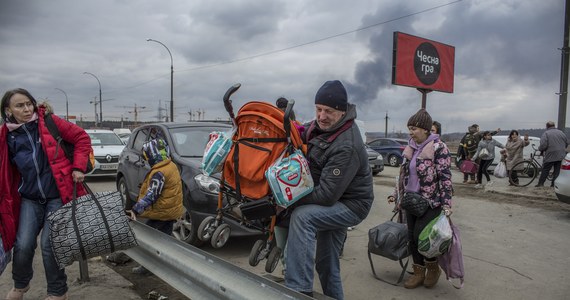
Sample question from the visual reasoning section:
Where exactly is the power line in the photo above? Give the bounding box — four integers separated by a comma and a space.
112, 0, 464, 92
176, 0, 464, 73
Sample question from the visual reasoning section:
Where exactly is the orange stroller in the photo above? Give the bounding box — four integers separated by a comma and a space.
197, 83, 305, 273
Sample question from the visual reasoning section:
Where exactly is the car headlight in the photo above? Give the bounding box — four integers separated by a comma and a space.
194, 174, 220, 194
377, 154, 383, 160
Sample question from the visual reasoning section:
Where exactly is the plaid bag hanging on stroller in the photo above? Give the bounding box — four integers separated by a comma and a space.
197, 83, 308, 273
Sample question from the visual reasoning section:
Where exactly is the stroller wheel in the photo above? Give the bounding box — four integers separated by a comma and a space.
249, 240, 265, 267
197, 216, 216, 242
211, 224, 231, 249
265, 246, 282, 273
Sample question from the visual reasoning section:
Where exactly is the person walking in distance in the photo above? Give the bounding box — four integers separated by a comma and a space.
472, 131, 504, 188
503, 130, 529, 186
535, 121, 568, 187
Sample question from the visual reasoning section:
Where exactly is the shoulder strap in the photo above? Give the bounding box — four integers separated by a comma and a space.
45, 113, 72, 160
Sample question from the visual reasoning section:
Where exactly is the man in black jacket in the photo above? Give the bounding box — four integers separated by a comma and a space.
284, 80, 374, 300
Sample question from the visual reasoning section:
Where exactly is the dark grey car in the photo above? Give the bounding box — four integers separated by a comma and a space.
366, 145, 384, 176
116, 122, 261, 247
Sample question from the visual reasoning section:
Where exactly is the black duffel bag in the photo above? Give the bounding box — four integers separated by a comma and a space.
367, 211, 410, 285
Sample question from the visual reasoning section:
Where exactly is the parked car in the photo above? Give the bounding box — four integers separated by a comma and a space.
116, 132, 131, 144
367, 138, 408, 167
85, 129, 125, 177
366, 145, 384, 176
113, 128, 132, 144
554, 153, 570, 204
116, 122, 261, 247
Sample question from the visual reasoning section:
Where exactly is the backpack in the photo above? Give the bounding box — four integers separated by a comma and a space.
222, 101, 306, 200
463, 133, 478, 154
45, 113, 95, 173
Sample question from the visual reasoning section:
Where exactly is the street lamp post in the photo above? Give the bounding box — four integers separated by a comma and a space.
54, 88, 69, 121
83, 72, 103, 125
146, 38, 174, 122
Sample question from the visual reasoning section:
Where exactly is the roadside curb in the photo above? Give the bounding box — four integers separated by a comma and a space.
373, 175, 558, 202
483, 188, 558, 202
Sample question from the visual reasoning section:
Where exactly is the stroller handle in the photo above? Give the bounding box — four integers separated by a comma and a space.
223, 83, 241, 120
283, 99, 295, 141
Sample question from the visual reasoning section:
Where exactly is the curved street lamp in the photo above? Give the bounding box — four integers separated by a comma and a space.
54, 88, 68, 121
83, 72, 103, 125
146, 38, 174, 122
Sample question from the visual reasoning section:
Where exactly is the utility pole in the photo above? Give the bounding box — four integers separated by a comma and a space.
384, 111, 389, 138
89, 97, 99, 127
558, 0, 570, 131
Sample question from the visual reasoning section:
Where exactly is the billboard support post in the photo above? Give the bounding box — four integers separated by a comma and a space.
418, 88, 432, 109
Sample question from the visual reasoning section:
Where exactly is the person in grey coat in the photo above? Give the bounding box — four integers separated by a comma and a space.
536, 121, 568, 187
472, 131, 505, 188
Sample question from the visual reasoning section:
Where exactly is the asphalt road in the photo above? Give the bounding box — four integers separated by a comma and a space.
2, 167, 570, 300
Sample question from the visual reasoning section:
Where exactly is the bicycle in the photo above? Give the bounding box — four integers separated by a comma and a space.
509, 145, 553, 187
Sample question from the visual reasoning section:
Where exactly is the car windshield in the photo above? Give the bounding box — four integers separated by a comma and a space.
89, 132, 124, 146
169, 126, 232, 157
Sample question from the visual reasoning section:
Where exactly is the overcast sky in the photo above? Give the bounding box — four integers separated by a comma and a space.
0, 0, 566, 134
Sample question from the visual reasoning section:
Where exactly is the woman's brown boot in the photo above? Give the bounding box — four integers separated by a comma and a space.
424, 260, 441, 288
404, 264, 426, 289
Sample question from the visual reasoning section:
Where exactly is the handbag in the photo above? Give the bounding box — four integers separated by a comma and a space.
460, 160, 478, 174
265, 148, 314, 208
400, 192, 430, 217
418, 212, 453, 258
48, 183, 138, 269
367, 211, 410, 285
479, 148, 490, 159
438, 218, 465, 289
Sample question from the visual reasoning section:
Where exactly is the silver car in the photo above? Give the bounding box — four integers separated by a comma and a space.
85, 129, 125, 177
554, 153, 570, 204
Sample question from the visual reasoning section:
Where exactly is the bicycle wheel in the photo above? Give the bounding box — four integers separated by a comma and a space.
510, 161, 538, 187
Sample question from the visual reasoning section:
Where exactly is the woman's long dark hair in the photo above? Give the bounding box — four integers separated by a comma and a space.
508, 130, 519, 142
1, 88, 38, 122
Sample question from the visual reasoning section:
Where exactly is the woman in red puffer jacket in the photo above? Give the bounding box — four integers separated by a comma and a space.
0, 88, 91, 300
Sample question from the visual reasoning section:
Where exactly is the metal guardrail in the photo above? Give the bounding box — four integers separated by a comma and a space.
124, 221, 312, 300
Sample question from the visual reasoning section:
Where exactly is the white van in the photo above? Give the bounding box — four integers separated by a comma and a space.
489, 135, 541, 170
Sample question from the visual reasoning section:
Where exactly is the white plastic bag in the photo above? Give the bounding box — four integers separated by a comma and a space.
494, 161, 507, 178
418, 213, 453, 258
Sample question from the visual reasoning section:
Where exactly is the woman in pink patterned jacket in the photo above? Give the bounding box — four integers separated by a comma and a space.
388, 109, 453, 290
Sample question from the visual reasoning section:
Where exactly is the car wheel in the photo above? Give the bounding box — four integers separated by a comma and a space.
117, 176, 132, 210
173, 211, 204, 247
388, 155, 400, 167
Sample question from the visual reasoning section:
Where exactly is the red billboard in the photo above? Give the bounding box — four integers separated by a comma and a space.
392, 32, 455, 93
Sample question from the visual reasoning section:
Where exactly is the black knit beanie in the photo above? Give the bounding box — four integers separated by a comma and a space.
407, 109, 433, 132
315, 80, 348, 111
